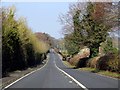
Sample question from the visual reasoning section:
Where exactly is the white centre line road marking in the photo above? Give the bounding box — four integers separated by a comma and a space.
69, 81, 73, 83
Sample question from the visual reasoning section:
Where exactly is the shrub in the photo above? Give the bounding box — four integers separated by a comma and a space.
69, 54, 80, 66
87, 56, 100, 68
107, 54, 120, 73
2, 6, 49, 77
76, 57, 89, 68
69, 53, 89, 68
101, 37, 118, 55
96, 53, 113, 70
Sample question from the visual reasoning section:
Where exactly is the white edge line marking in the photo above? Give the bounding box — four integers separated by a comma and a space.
3, 54, 50, 89
54, 61, 88, 90
57, 53, 119, 80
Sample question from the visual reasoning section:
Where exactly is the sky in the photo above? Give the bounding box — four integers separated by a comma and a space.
2, 0, 119, 39
2, 2, 71, 39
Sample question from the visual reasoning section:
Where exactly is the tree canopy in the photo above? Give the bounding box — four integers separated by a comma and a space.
60, 2, 116, 57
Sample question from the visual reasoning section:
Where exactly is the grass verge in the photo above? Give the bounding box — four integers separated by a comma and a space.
62, 61, 75, 68
63, 61, 120, 79
79, 68, 120, 79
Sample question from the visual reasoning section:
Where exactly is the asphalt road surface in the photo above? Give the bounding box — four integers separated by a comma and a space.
55, 52, 119, 90
7, 52, 81, 89
6, 50, 119, 89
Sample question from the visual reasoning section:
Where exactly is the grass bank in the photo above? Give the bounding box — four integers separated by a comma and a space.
63, 61, 120, 79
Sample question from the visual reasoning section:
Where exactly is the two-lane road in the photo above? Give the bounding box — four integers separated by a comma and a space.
5, 51, 119, 89
7, 52, 81, 89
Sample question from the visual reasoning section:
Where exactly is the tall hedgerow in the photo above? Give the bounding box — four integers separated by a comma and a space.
2, 6, 49, 77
